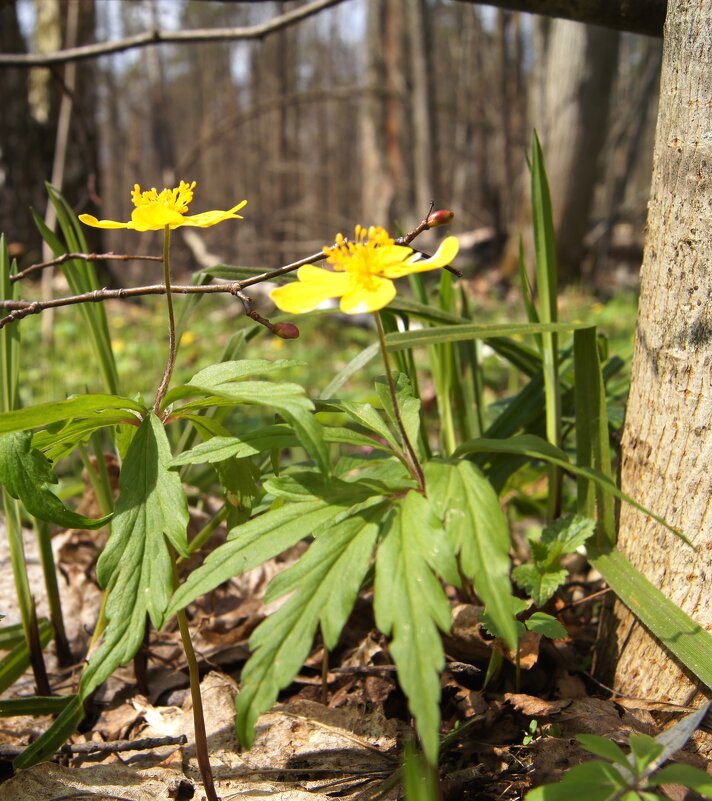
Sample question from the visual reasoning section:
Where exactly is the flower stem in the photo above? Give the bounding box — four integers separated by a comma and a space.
153, 226, 176, 415
374, 312, 425, 493
172, 560, 219, 801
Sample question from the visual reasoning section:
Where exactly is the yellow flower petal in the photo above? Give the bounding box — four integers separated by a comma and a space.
79, 183, 246, 232
78, 213, 131, 230
271, 266, 352, 314
130, 204, 186, 231
177, 200, 247, 228
340, 275, 396, 314
381, 236, 460, 278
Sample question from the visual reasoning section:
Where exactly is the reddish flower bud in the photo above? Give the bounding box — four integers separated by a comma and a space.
274, 322, 300, 339
427, 209, 455, 228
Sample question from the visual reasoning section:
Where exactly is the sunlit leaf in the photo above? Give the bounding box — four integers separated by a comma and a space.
425, 460, 517, 649
236, 501, 384, 747
374, 491, 455, 763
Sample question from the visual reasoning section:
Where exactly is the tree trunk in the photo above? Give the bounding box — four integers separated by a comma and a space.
595, 0, 711, 722
501, 18, 619, 282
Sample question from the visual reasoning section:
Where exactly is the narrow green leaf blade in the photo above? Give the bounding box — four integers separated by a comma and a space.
12, 695, 85, 769
0, 395, 144, 434
591, 548, 712, 690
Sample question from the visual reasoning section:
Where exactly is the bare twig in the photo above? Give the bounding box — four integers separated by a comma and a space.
0, 0, 348, 67
12, 252, 164, 283
1, 213, 462, 331
0, 734, 187, 759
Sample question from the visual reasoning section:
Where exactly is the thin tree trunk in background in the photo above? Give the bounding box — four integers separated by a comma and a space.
497, 10, 514, 227
406, 0, 437, 223
595, 0, 711, 737
0, 2, 46, 254
361, 0, 394, 223
501, 18, 619, 282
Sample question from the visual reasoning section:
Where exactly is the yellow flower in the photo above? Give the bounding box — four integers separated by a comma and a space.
79, 180, 246, 232
271, 225, 459, 315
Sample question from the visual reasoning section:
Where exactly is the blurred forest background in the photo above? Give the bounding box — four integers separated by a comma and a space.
1, 0, 661, 288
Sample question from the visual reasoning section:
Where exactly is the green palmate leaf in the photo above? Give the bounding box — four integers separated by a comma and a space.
525, 612, 567, 640
514, 515, 595, 606
169, 427, 297, 466
169, 425, 382, 469
526, 760, 629, 801
82, 413, 188, 695
236, 501, 384, 747
479, 596, 528, 640
512, 563, 568, 608
0, 432, 111, 529
454, 434, 688, 543
168, 480, 373, 617
375, 372, 421, 453
539, 515, 595, 565
374, 491, 456, 764
326, 399, 400, 452
425, 460, 517, 650
628, 734, 664, 776
174, 366, 329, 474
32, 410, 136, 462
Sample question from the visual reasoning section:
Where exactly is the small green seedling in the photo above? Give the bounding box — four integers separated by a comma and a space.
513, 515, 595, 607
526, 702, 712, 801
523, 719, 562, 745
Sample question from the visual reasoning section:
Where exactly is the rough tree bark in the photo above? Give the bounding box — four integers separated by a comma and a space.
595, 0, 711, 721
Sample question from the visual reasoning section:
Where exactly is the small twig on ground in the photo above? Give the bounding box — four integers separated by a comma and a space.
0, 734, 187, 759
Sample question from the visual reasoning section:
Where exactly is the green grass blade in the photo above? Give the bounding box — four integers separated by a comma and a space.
0, 694, 75, 717
36, 187, 120, 395
590, 548, 712, 689
574, 328, 616, 546
455, 434, 688, 543
0, 618, 53, 694
13, 695, 85, 769
530, 132, 561, 516
385, 321, 587, 351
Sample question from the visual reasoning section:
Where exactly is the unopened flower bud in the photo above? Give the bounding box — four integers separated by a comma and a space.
427, 209, 455, 228
274, 322, 300, 339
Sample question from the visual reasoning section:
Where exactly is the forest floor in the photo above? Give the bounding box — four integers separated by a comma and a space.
1, 506, 710, 801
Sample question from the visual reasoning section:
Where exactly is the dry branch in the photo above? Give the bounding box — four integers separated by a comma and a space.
0, 0, 347, 67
